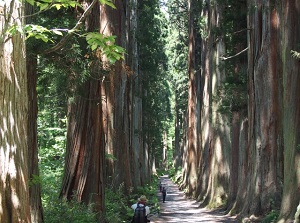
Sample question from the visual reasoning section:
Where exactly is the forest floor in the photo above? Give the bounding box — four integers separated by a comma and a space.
149, 175, 239, 223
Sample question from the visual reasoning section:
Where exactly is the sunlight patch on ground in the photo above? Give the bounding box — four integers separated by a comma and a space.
151, 175, 238, 223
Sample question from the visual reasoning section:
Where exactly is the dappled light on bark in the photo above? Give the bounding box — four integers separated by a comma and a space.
0, 1, 31, 222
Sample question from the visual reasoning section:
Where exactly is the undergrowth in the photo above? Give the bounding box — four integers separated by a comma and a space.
40, 155, 160, 223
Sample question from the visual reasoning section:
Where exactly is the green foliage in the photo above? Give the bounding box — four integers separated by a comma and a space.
26, 0, 81, 11
43, 197, 97, 223
104, 178, 160, 223
105, 184, 132, 223
29, 174, 43, 187
38, 113, 96, 223
39, 131, 97, 223
164, 0, 188, 171
25, 0, 115, 11
130, 182, 161, 215
169, 167, 182, 181
211, 0, 248, 116
7, 24, 61, 43
5, 0, 124, 65
99, 0, 116, 9
138, 0, 174, 166
214, 66, 248, 115
198, 16, 208, 39
261, 210, 279, 223
84, 32, 125, 63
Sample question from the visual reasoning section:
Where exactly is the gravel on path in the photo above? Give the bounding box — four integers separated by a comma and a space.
149, 175, 238, 223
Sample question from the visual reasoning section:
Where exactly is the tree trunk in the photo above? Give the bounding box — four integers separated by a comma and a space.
100, 0, 134, 192
25, 3, 44, 222
27, 54, 44, 223
60, 78, 105, 212
243, 0, 282, 216
60, 0, 105, 215
279, 0, 300, 221
0, 0, 31, 222
130, 0, 144, 187
182, 0, 199, 197
174, 97, 181, 169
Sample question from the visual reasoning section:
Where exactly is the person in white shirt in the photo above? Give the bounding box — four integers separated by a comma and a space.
131, 195, 150, 222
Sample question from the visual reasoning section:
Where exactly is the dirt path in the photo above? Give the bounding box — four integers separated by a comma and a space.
149, 175, 238, 223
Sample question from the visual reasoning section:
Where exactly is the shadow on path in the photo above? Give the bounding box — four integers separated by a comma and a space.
149, 175, 238, 223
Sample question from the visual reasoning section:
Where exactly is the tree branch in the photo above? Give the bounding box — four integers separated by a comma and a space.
220, 47, 248, 61
42, 0, 98, 54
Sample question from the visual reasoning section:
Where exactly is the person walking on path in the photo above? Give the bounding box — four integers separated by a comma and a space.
161, 187, 167, 203
131, 195, 151, 223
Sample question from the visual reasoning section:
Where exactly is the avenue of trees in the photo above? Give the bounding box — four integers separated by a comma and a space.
175, 0, 300, 223
1, 0, 300, 223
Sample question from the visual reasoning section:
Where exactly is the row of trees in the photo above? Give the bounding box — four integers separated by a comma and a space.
175, 0, 300, 222
1, 0, 172, 222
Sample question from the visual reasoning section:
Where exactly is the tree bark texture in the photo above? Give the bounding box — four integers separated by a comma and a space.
60, 78, 105, 212
181, 0, 300, 221
130, 0, 145, 187
25, 3, 44, 222
27, 54, 44, 223
244, 0, 282, 216
183, 0, 232, 208
100, 0, 134, 192
279, 0, 300, 221
60, 0, 105, 215
0, 0, 31, 222
182, 0, 199, 197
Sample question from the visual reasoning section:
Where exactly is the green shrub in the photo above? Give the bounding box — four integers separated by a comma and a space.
105, 183, 132, 223
261, 210, 279, 223
43, 198, 97, 223
40, 152, 97, 223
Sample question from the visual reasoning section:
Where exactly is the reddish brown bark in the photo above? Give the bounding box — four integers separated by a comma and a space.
243, 0, 282, 216
100, 0, 134, 192
25, 4, 44, 221
182, 0, 199, 197
60, 0, 105, 214
27, 54, 44, 223
60, 78, 105, 213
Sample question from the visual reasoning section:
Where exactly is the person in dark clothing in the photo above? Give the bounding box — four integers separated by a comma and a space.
131, 195, 150, 223
162, 187, 167, 203
159, 181, 162, 192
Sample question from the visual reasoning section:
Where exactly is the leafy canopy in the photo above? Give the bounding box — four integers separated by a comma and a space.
6, 0, 124, 63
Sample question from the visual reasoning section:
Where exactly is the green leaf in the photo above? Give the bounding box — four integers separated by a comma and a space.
52, 4, 62, 10
7, 24, 18, 35
99, 0, 116, 9
91, 44, 97, 51
26, 0, 35, 6
37, 2, 49, 11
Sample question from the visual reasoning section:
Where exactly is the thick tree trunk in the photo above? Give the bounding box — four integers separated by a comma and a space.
243, 0, 282, 216
0, 1, 31, 222
100, 0, 134, 192
182, 0, 199, 197
279, 1, 300, 221
60, 0, 105, 215
60, 78, 105, 213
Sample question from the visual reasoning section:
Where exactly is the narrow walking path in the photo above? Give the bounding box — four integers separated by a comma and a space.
149, 175, 238, 223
